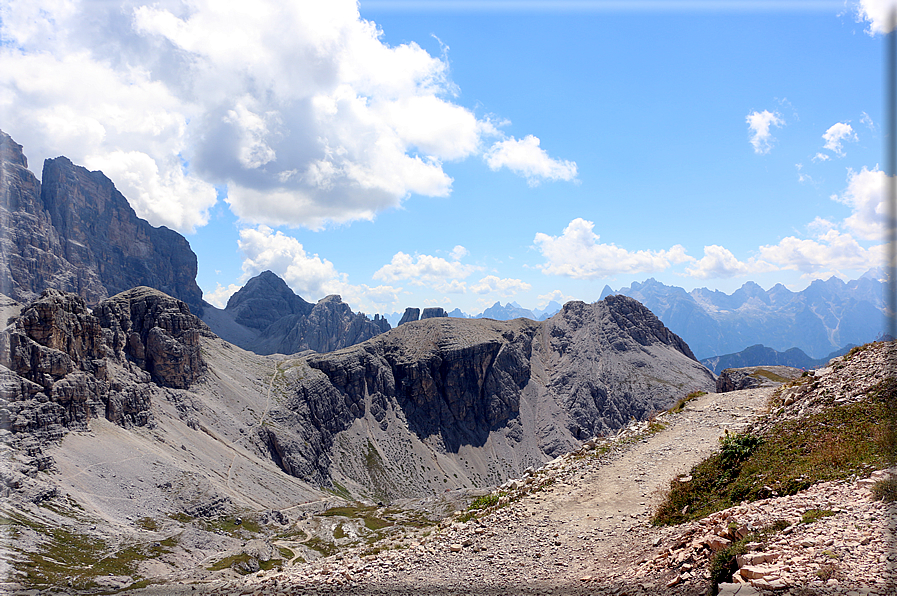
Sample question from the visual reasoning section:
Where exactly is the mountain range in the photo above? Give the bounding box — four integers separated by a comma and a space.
601, 275, 889, 360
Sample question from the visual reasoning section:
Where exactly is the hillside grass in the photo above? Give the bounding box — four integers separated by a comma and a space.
653, 377, 895, 525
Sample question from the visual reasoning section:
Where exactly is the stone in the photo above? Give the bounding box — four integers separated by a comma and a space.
398, 308, 420, 326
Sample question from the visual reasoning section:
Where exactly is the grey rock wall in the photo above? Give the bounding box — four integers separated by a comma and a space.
0, 130, 204, 313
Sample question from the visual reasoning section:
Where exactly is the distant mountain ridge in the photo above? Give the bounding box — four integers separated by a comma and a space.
699, 343, 854, 375
603, 274, 889, 360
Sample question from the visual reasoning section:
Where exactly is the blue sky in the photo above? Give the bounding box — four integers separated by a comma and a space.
1, 0, 892, 315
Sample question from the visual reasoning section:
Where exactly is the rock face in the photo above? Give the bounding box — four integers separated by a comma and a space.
421, 307, 447, 320
398, 307, 420, 326
260, 295, 716, 498
0, 130, 204, 313
203, 271, 390, 356
0, 287, 209, 436
225, 271, 313, 332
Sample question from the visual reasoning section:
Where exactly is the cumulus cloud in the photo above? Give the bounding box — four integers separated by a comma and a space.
833, 166, 891, 241
205, 283, 243, 309
685, 245, 772, 279
533, 218, 693, 279
822, 122, 858, 157
229, 225, 403, 312
0, 0, 571, 233
372, 249, 481, 293
856, 0, 897, 35
485, 135, 577, 185
470, 275, 532, 296
812, 152, 831, 163
237, 226, 344, 299
757, 229, 883, 275
746, 110, 784, 154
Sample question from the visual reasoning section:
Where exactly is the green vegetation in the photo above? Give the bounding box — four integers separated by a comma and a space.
654, 377, 894, 525
669, 390, 706, 413
872, 477, 897, 502
749, 369, 791, 383
332, 522, 346, 539
198, 512, 261, 537
136, 517, 159, 531
304, 537, 338, 557
801, 508, 835, 524
3, 508, 180, 591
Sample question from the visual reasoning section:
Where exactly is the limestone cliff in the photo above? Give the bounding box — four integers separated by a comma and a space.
0, 130, 204, 313
258, 295, 716, 498
0, 287, 209, 437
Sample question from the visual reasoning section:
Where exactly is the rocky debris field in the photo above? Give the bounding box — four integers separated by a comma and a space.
7, 342, 896, 595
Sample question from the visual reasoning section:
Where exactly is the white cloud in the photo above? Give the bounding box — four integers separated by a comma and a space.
237, 226, 344, 299
833, 166, 891, 241
470, 275, 532, 296
812, 152, 831, 163
861, 111, 876, 132
536, 290, 576, 309
205, 283, 243, 309
372, 250, 481, 286
822, 122, 857, 157
232, 225, 404, 312
450, 245, 469, 260
533, 218, 693, 279
485, 135, 577, 185
856, 0, 897, 35
684, 245, 772, 279
745, 110, 784, 154
757, 229, 883, 275
0, 0, 565, 233
0, 50, 218, 232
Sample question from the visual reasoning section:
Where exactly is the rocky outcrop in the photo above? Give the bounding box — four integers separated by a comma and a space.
421, 307, 447, 320
0, 130, 204, 313
716, 366, 802, 393
0, 287, 209, 436
204, 271, 390, 356
261, 295, 716, 497
398, 308, 420, 326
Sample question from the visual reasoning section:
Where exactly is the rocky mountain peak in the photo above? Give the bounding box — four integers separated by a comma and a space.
0, 129, 27, 168
225, 270, 313, 332
0, 130, 205, 313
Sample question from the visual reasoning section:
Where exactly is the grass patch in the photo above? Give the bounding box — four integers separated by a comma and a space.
750, 369, 791, 383
669, 391, 706, 413
872, 477, 897, 502
198, 513, 261, 538
136, 517, 159, 531
332, 522, 346, 539
654, 377, 894, 525
304, 537, 338, 557
801, 508, 835, 524
9, 512, 179, 591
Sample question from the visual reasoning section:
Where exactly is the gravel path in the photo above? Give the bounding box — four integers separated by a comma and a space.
130, 388, 771, 595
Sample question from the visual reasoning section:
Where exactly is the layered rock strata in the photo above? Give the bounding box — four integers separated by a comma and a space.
0, 287, 209, 437
259, 295, 716, 498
